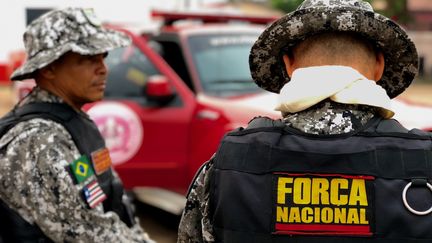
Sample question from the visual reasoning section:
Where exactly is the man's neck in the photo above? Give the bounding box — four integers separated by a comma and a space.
36, 83, 82, 111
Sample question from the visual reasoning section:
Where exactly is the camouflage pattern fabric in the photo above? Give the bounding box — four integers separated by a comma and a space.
283, 101, 376, 134
177, 158, 215, 243
177, 101, 376, 242
249, 0, 418, 98
11, 7, 131, 81
0, 87, 153, 243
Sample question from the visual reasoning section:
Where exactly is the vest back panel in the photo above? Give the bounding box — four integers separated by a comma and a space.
210, 118, 432, 242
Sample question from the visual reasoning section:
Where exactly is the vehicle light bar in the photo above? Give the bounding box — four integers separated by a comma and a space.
152, 10, 278, 25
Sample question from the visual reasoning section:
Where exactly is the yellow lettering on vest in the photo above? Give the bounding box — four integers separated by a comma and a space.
288, 207, 301, 223
359, 208, 369, 224
277, 177, 293, 204
314, 207, 321, 223
321, 207, 333, 223
330, 179, 348, 205
293, 178, 311, 204
347, 208, 360, 224
349, 179, 368, 206
276, 206, 288, 223
301, 207, 313, 223
334, 207, 347, 224
311, 178, 329, 205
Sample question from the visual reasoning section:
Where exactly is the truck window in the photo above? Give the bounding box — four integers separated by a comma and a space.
105, 45, 161, 100
156, 41, 195, 92
187, 34, 261, 97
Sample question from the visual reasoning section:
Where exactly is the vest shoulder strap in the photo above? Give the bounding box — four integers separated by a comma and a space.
0, 103, 73, 138
359, 118, 432, 139
229, 116, 431, 140
246, 116, 285, 129
0, 103, 94, 154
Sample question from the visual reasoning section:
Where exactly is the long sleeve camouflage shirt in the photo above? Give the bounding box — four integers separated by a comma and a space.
0, 87, 154, 243
177, 101, 377, 243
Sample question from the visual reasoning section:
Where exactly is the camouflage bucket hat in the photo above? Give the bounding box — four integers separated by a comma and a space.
10, 7, 131, 81
249, 0, 418, 99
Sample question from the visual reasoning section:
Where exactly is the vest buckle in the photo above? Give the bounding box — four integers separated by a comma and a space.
402, 179, 432, 215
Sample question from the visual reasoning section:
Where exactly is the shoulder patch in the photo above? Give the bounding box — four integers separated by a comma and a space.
91, 148, 112, 175
82, 179, 107, 208
70, 155, 95, 184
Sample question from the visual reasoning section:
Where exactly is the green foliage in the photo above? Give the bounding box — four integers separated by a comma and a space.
270, 0, 410, 24
270, 0, 304, 13
379, 0, 410, 24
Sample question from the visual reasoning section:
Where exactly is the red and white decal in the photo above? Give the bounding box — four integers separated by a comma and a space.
87, 102, 143, 165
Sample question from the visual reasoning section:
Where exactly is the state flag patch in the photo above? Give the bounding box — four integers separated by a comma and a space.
82, 180, 107, 208
91, 148, 112, 175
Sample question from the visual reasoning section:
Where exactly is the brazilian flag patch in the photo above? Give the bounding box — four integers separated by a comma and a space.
70, 155, 95, 184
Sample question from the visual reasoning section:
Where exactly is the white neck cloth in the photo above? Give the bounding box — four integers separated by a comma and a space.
275, 66, 394, 118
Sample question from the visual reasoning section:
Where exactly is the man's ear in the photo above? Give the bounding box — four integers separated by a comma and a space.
38, 64, 56, 80
282, 54, 296, 78
374, 52, 385, 81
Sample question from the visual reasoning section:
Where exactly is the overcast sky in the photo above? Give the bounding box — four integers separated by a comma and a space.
0, 0, 230, 62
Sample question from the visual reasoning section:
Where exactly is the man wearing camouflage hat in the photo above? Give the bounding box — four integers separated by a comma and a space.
178, 0, 432, 242
0, 8, 154, 242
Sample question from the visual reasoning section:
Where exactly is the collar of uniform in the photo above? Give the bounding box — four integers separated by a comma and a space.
283, 100, 376, 135
21, 86, 65, 105
18, 86, 90, 118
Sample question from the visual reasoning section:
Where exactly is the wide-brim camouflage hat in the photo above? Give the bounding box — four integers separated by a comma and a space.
249, 0, 418, 99
11, 7, 131, 81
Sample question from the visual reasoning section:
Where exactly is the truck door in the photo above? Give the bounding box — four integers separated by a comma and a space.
86, 34, 196, 193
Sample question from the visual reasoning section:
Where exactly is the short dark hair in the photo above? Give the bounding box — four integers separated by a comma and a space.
290, 32, 378, 67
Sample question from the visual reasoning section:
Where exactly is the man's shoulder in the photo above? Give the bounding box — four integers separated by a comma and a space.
375, 118, 432, 137
0, 117, 71, 149
245, 116, 285, 130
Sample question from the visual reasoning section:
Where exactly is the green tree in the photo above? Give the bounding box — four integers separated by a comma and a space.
270, 0, 304, 13
380, 0, 409, 24
271, 0, 410, 24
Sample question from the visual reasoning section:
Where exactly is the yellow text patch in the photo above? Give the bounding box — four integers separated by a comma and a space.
273, 173, 374, 236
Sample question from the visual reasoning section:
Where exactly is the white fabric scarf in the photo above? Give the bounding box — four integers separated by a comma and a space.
275, 66, 394, 118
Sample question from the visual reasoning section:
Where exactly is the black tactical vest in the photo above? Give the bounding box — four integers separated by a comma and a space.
210, 117, 432, 243
0, 103, 135, 242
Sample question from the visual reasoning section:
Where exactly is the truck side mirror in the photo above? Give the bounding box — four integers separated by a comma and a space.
145, 75, 175, 104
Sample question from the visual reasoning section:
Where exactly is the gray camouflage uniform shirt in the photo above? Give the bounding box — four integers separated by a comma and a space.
177, 100, 377, 243
0, 87, 153, 243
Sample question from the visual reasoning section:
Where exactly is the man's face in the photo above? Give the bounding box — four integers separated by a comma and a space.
50, 52, 108, 107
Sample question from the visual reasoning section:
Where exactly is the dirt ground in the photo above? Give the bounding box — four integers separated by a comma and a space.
0, 85, 14, 116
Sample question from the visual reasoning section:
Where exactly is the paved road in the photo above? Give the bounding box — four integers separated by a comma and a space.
136, 202, 180, 243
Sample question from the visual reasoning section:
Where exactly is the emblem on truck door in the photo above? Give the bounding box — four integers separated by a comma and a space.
87, 102, 143, 165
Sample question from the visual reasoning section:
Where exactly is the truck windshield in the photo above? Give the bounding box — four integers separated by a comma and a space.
188, 33, 261, 97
